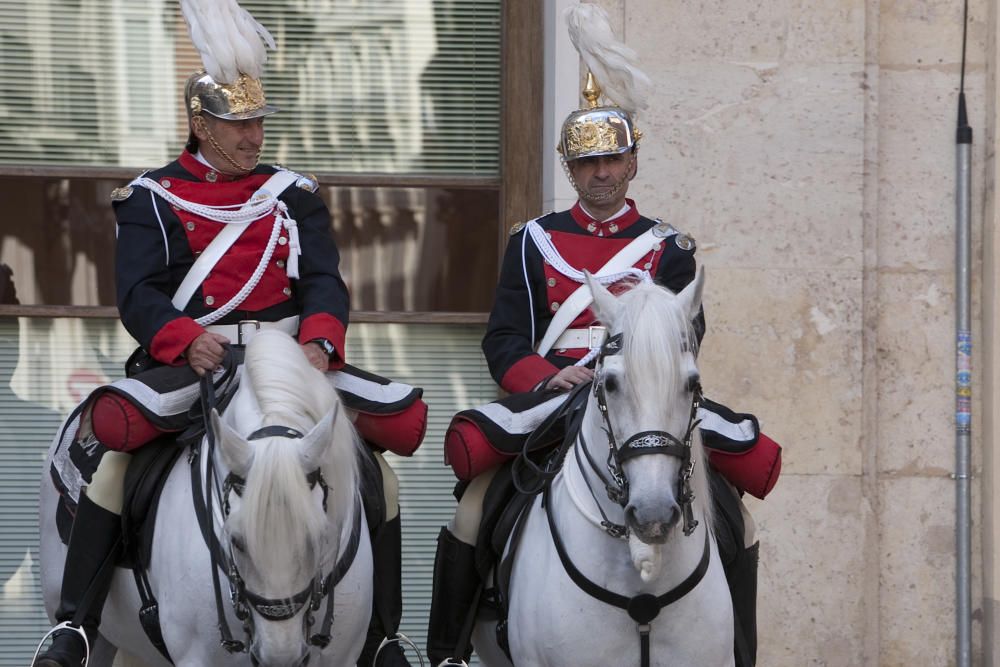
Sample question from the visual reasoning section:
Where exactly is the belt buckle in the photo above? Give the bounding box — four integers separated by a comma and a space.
237, 320, 261, 345
588, 326, 607, 350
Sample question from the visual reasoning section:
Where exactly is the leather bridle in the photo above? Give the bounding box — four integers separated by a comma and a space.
582, 331, 703, 538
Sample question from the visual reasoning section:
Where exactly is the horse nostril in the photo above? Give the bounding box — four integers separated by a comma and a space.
625, 505, 639, 526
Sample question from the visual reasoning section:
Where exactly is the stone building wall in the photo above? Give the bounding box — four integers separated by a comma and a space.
544, 1, 996, 664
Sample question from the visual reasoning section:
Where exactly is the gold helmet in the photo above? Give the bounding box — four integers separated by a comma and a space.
559, 3, 650, 164
558, 72, 642, 162
184, 70, 278, 121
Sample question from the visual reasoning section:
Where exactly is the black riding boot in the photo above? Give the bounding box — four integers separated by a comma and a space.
34, 494, 123, 667
728, 542, 759, 667
426, 528, 480, 666
358, 514, 411, 667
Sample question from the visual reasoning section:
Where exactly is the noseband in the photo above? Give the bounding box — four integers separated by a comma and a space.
583, 330, 702, 538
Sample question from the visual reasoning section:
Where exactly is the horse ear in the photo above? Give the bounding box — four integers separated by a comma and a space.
586, 271, 621, 325
677, 266, 705, 321
212, 408, 253, 477
298, 402, 339, 471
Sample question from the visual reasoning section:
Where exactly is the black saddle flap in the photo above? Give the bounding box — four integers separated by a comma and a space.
122, 438, 185, 568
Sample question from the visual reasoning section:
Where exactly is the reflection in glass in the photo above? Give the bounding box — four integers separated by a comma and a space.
0, 176, 498, 311
0, 0, 501, 175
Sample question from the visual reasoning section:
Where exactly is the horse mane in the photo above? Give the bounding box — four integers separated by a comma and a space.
615, 281, 713, 534
231, 330, 362, 582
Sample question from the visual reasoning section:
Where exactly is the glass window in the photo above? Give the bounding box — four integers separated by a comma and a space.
0, 0, 501, 176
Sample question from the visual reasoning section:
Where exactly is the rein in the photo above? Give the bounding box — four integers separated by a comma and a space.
192, 373, 360, 654
544, 480, 710, 667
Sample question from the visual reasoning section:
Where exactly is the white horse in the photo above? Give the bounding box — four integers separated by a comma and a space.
472, 269, 734, 667
39, 330, 373, 666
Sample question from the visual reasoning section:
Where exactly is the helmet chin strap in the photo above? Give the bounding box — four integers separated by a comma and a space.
194, 116, 261, 175
563, 148, 638, 204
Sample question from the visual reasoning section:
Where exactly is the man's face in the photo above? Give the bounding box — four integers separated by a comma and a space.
196, 115, 266, 173
568, 151, 635, 206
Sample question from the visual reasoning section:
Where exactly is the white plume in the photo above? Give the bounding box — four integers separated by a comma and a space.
180, 0, 276, 83
564, 2, 651, 114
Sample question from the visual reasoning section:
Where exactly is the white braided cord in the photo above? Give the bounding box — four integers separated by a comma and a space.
526, 220, 650, 286
193, 215, 283, 326
130, 176, 277, 224
130, 176, 303, 320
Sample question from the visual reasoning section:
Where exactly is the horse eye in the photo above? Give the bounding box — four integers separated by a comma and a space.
686, 373, 701, 394
231, 536, 246, 553
604, 375, 620, 393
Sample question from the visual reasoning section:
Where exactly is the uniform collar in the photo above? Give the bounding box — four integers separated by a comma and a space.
570, 199, 641, 236
178, 150, 245, 183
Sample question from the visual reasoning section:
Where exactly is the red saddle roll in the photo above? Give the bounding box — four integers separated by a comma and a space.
353, 398, 428, 457
444, 413, 783, 499
92, 393, 173, 452
92, 392, 429, 457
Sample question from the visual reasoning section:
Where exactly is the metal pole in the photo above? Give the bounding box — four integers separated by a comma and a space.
954, 0, 972, 658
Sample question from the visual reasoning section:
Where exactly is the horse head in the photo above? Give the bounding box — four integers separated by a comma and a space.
585, 268, 710, 580
211, 330, 362, 666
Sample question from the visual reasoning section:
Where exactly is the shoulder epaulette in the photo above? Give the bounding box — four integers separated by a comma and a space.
652, 219, 695, 251
296, 173, 319, 193
510, 211, 555, 236
674, 232, 696, 251
110, 186, 134, 202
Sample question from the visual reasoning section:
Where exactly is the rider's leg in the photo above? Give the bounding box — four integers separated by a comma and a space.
426, 465, 500, 665
731, 499, 758, 667
34, 451, 130, 667
713, 477, 759, 667
359, 452, 411, 667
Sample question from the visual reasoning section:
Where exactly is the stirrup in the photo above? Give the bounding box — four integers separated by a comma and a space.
374, 632, 425, 666
31, 621, 91, 666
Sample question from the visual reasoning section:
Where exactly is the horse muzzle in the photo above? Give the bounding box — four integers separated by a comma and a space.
250, 641, 311, 667
625, 502, 680, 544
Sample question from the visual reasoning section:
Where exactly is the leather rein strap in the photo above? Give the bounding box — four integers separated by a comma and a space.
543, 480, 710, 667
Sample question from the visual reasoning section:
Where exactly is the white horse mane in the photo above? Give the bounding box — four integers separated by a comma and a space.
228, 330, 362, 582
612, 280, 713, 535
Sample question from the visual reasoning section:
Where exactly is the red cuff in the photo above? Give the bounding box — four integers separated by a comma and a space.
149, 317, 206, 365
500, 355, 560, 394
299, 313, 347, 370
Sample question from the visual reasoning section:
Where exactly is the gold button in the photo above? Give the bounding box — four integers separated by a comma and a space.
550, 302, 560, 312
609, 223, 619, 234
205, 171, 218, 183
278, 236, 288, 246
547, 278, 556, 287
161, 179, 171, 188
186, 221, 195, 231
205, 295, 215, 306
277, 259, 285, 268
644, 262, 652, 270
282, 287, 292, 296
